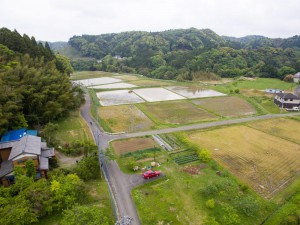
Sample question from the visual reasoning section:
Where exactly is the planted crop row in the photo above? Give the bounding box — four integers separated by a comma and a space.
173, 153, 199, 165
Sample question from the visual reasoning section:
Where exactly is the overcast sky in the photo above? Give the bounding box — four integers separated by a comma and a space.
1, 0, 299, 42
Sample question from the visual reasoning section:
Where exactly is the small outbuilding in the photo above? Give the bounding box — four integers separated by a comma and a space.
294, 72, 300, 83
274, 93, 300, 109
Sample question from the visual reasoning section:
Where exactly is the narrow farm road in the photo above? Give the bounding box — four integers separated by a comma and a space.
80, 94, 143, 225
80, 93, 300, 225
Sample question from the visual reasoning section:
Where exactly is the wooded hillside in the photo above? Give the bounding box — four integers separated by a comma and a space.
0, 28, 83, 135
58, 28, 300, 80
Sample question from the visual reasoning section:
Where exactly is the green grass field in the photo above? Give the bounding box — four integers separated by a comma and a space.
213, 78, 295, 94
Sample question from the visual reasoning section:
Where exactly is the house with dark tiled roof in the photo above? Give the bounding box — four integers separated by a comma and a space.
274, 93, 300, 109
294, 72, 300, 83
0, 129, 55, 186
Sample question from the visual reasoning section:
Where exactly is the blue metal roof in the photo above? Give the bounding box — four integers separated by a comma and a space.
0, 128, 37, 143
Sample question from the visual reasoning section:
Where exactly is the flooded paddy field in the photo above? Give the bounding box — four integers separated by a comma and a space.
96, 90, 145, 106
166, 86, 226, 98
73, 77, 122, 86
133, 88, 186, 102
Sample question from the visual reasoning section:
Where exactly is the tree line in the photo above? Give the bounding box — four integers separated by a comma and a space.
0, 28, 83, 136
64, 28, 300, 80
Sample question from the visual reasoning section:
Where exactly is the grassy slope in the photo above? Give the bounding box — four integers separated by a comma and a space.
54, 110, 93, 144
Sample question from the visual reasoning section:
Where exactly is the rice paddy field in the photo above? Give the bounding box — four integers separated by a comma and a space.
166, 86, 226, 98
138, 101, 218, 125
111, 137, 157, 155
188, 125, 300, 198
96, 90, 145, 106
73, 77, 122, 86
192, 96, 256, 117
134, 87, 186, 102
98, 105, 155, 133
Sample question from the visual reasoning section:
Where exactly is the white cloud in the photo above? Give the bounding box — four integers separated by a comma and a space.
0, 0, 299, 41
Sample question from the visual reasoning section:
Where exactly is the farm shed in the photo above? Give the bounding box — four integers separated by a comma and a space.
294, 72, 300, 83
274, 93, 300, 109
0, 130, 55, 186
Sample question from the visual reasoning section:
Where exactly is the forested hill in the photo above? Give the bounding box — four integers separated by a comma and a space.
55, 28, 300, 80
0, 28, 83, 135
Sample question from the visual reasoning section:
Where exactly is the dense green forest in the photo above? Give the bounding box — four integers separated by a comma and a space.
52, 28, 300, 80
0, 28, 83, 136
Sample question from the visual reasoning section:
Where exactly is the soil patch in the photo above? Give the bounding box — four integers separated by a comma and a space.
112, 137, 157, 155
181, 165, 201, 175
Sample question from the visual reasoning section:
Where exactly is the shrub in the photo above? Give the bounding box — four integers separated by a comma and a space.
206, 199, 215, 209
75, 155, 100, 181
198, 149, 212, 162
234, 195, 259, 216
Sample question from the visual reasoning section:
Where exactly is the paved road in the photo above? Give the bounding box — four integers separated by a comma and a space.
113, 111, 300, 140
80, 93, 300, 225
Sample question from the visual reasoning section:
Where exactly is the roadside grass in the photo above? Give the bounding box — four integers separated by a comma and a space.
264, 186, 300, 225
54, 110, 93, 144
188, 125, 300, 198
137, 101, 218, 125
98, 105, 155, 133
191, 96, 256, 118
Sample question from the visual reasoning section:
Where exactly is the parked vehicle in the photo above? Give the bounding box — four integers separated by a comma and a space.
286, 106, 299, 111
143, 170, 161, 179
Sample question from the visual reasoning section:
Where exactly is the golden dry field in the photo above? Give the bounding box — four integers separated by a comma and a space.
98, 105, 155, 132
248, 118, 300, 144
188, 125, 300, 198
192, 96, 256, 117
138, 101, 218, 125
112, 137, 157, 155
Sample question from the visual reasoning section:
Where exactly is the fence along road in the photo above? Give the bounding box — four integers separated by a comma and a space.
80, 93, 300, 225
